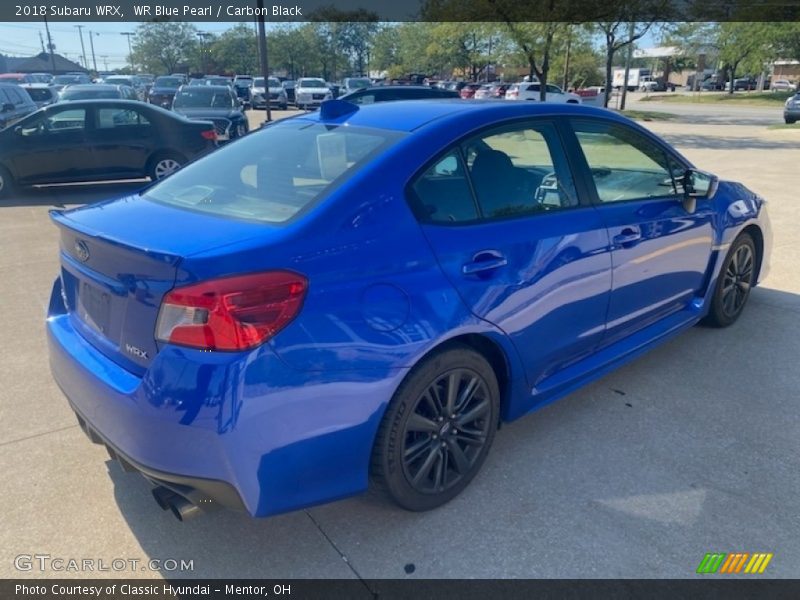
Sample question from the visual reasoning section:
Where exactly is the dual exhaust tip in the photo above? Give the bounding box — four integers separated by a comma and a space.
151, 486, 204, 521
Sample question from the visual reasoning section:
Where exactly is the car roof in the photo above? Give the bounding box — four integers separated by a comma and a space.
178, 85, 231, 92
296, 99, 626, 133
20, 83, 53, 89
65, 84, 119, 90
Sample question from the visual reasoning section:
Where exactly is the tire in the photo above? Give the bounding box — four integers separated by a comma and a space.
785, 118, 796, 124
703, 233, 757, 328
147, 152, 185, 181
372, 344, 500, 511
0, 165, 14, 200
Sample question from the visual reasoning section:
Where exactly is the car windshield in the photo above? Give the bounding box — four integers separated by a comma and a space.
61, 89, 119, 100
154, 77, 182, 88
299, 79, 326, 88
253, 78, 281, 88
143, 122, 404, 224
173, 89, 234, 109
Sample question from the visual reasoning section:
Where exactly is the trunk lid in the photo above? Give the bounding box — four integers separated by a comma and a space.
51, 194, 273, 374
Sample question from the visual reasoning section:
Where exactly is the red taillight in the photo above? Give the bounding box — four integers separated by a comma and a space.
201, 129, 217, 141
156, 271, 307, 351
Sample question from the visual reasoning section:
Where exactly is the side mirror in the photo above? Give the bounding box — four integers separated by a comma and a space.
2, 103, 14, 113
682, 168, 719, 213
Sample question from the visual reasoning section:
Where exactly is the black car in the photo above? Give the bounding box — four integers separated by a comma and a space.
171, 85, 248, 143
0, 100, 217, 198
338, 85, 459, 105
148, 76, 184, 109
282, 80, 296, 104
0, 83, 38, 130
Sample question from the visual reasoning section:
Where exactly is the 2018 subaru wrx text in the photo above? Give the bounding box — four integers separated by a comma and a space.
46, 99, 772, 519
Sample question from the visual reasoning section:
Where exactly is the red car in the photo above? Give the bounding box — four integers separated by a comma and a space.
459, 83, 483, 99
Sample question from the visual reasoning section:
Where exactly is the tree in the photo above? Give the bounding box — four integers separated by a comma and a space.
716, 23, 773, 94
130, 22, 198, 74
211, 24, 258, 75
595, 21, 653, 107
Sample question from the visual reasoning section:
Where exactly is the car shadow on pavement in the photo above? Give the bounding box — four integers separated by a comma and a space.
661, 133, 800, 151
3, 180, 147, 208
105, 285, 800, 579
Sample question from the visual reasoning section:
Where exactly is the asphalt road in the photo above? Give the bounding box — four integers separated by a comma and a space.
1, 103, 798, 580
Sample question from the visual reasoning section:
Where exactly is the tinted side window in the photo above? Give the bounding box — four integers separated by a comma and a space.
0, 88, 9, 104
571, 119, 676, 203
410, 151, 478, 223
462, 122, 578, 218
97, 108, 151, 129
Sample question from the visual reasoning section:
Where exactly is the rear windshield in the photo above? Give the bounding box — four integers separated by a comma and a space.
173, 88, 234, 108
154, 77, 182, 88
25, 88, 52, 101
143, 121, 404, 224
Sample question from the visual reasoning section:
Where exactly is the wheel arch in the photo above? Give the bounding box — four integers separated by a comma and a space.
740, 223, 765, 283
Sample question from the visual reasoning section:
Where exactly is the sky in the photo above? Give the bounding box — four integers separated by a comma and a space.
0, 21, 659, 72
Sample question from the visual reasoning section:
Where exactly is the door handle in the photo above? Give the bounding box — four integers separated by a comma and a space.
462, 251, 508, 276
613, 228, 642, 247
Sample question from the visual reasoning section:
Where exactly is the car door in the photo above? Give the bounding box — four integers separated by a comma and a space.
87, 105, 155, 178
11, 105, 92, 183
566, 118, 715, 345
411, 119, 612, 390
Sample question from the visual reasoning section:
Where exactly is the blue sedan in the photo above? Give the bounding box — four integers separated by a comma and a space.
46, 100, 772, 520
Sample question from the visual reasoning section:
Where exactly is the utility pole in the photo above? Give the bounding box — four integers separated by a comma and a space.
101, 55, 109, 71
620, 21, 636, 111
120, 32, 135, 72
38, 31, 45, 53
43, 14, 57, 74
562, 26, 572, 90
257, 0, 272, 123
75, 25, 88, 70
89, 31, 99, 74
196, 31, 212, 74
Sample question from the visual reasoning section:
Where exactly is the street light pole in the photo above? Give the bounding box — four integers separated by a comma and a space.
256, 0, 272, 123
75, 25, 88, 70
88, 31, 99, 74
120, 32, 134, 72
43, 14, 57, 74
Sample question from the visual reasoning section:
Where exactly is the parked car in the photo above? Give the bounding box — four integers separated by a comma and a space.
295, 77, 333, 109
771, 79, 797, 93
342, 77, 371, 94
103, 75, 146, 100
250, 77, 288, 110
60, 84, 138, 102
488, 83, 510, 98
338, 85, 459, 104
148, 76, 183, 108
0, 100, 217, 197
30, 72, 54, 84
50, 74, 92, 93
0, 82, 38, 130
44, 100, 772, 520
233, 76, 254, 107
506, 83, 582, 103
639, 78, 677, 92
473, 84, 495, 99
783, 92, 800, 123
0, 73, 37, 84
171, 85, 249, 142
195, 76, 232, 87
460, 83, 483, 99
328, 82, 341, 99
19, 83, 58, 108
725, 77, 758, 91
282, 80, 296, 104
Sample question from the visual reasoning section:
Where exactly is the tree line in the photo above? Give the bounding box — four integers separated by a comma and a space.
128, 21, 800, 107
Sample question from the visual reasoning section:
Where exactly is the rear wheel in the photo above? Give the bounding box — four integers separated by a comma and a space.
148, 152, 184, 180
372, 345, 500, 511
785, 117, 796, 124
704, 233, 757, 327
0, 165, 14, 200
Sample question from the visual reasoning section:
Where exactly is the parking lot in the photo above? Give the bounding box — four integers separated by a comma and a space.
1, 102, 798, 580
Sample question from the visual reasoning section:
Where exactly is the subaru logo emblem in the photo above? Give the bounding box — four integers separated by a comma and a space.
74, 240, 90, 262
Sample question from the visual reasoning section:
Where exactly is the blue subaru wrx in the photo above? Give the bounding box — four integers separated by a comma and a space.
47, 100, 771, 520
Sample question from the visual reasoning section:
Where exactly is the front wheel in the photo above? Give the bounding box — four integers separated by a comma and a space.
785, 117, 796, 124
372, 345, 500, 511
704, 233, 757, 327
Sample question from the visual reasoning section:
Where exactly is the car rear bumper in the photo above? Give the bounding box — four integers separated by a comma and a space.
46, 277, 403, 517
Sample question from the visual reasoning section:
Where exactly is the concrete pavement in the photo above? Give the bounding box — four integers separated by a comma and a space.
1, 105, 798, 580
